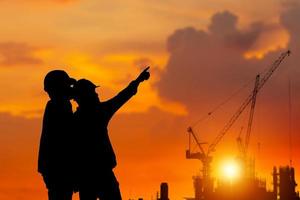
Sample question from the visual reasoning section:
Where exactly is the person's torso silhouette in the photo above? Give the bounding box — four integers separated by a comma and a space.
38, 70, 76, 200
74, 67, 150, 200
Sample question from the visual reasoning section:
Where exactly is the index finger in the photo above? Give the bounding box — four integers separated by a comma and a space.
142, 66, 150, 72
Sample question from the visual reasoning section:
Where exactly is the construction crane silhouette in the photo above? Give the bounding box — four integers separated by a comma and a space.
186, 50, 291, 197
236, 74, 260, 178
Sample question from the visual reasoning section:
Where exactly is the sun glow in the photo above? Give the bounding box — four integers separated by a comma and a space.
221, 159, 241, 181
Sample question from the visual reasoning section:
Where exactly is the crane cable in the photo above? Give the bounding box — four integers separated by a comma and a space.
191, 77, 256, 128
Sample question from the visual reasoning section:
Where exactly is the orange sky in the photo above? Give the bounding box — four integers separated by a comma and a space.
0, 1, 300, 200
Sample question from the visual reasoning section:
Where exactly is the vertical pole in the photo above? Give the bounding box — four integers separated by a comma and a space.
288, 78, 293, 166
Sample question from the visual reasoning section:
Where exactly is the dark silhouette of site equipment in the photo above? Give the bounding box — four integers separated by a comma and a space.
186, 166, 300, 200
186, 165, 298, 200
273, 166, 299, 200
185, 51, 296, 200
158, 183, 169, 200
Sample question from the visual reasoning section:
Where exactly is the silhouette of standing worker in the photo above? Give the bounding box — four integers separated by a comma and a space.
73, 67, 150, 200
38, 70, 77, 200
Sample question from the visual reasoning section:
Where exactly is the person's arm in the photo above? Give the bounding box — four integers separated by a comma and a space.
38, 103, 51, 175
38, 102, 53, 188
104, 67, 150, 119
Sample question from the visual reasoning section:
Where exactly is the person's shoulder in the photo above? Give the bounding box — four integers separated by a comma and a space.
45, 100, 61, 111
44, 100, 53, 111
42, 101, 55, 119
46, 100, 52, 106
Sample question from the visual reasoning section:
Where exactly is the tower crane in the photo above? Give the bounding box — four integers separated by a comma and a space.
237, 75, 259, 158
236, 74, 260, 178
186, 50, 290, 196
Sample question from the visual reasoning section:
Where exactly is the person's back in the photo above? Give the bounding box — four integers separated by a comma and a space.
39, 99, 74, 180
38, 70, 76, 200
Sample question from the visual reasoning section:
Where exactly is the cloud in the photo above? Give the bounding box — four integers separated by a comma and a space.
156, 9, 298, 114
165, 11, 267, 58
0, 42, 43, 66
158, 13, 260, 113
208, 11, 238, 36
155, 9, 300, 166
207, 11, 265, 51
279, 3, 300, 89
281, 3, 300, 49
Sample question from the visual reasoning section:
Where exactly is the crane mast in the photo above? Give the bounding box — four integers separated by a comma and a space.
236, 50, 291, 164
244, 74, 260, 157
236, 75, 260, 178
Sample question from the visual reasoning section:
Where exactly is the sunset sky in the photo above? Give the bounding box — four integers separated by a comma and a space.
0, 0, 300, 200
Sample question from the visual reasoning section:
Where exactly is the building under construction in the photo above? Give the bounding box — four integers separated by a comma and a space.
185, 166, 299, 200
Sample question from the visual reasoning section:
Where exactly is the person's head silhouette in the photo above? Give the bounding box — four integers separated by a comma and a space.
74, 79, 99, 106
44, 70, 76, 100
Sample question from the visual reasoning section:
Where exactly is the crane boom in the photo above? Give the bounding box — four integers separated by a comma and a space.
208, 88, 253, 153
187, 127, 206, 155
208, 50, 290, 154
258, 50, 290, 91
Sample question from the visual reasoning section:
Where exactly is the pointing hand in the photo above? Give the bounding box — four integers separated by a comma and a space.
136, 66, 150, 82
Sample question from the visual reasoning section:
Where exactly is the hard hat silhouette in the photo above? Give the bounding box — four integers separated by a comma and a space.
75, 79, 99, 93
44, 70, 75, 92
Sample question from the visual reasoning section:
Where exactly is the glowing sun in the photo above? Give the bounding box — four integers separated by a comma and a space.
221, 159, 241, 180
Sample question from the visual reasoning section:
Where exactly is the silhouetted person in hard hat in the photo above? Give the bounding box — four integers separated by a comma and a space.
73, 67, 150, 200
38, 70, 76, 200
